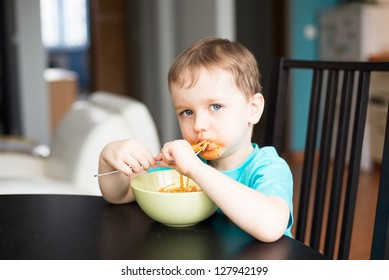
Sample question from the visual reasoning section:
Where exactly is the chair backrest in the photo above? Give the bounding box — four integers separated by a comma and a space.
371, 103, 389, 260
89, 92, 161, 155
265, 57, 389, 259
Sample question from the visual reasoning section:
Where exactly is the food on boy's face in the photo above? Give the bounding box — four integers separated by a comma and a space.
189, 139, 222, 160
200, 142, 221, 160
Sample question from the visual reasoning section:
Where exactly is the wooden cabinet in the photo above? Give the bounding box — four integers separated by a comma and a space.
44, 69, 78, 131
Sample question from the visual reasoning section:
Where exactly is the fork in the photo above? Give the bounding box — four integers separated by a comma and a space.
94, 142, 207, 177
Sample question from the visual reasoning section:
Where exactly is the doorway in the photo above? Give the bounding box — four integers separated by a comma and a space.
235, 0, 287, 146
0, 0, 21, 136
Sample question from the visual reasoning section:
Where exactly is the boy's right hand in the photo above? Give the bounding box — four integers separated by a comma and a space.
99, 139, 158, 177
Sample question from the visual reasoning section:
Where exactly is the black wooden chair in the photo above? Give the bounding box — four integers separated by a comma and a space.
264, 57, 389, 259
371, 105, 389, 260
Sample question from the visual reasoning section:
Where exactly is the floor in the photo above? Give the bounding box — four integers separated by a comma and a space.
285, 152, 381, 260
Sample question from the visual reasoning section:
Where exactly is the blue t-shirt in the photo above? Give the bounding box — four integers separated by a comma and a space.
149, 143, 293, 237
219, 144, 293, 237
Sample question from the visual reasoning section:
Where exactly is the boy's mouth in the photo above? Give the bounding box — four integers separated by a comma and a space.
196, 140, 221, 160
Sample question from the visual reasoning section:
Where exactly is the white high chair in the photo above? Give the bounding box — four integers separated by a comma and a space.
0, 92, 161, 195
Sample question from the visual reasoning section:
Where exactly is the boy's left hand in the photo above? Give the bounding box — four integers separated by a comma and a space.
156, 139, 202, 176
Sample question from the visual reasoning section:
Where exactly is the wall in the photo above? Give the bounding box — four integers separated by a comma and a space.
288, 0, 341, 151
15, 0, 50, 145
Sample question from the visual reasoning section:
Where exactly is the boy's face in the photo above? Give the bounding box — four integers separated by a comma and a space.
170, 67, 263, 166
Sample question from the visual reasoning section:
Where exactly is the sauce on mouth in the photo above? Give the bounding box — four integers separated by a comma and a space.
200, 142, 221, 160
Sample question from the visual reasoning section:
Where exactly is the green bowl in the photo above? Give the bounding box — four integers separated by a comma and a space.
131, 169, 217, 227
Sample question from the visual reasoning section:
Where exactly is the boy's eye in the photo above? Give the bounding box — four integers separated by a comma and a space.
181, 109, 193, 116
210, 104, 221, 111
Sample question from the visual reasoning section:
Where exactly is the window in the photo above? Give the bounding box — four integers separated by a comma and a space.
40, 0, 89, 50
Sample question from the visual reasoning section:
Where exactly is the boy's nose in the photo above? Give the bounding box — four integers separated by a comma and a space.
193, 114, 208, 132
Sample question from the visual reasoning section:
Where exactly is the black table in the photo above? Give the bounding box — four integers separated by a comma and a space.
0, 195, 327, 260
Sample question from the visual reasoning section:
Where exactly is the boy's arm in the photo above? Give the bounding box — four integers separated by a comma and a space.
188, 163, 290, 242
98, 159, 137, 204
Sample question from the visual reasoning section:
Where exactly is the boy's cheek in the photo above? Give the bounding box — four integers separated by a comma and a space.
178, 122, 194, 137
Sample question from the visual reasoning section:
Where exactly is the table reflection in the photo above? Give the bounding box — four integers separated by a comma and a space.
98, 202, 293, 259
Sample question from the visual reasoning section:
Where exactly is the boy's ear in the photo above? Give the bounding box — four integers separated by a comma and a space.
248, 93, 264, 125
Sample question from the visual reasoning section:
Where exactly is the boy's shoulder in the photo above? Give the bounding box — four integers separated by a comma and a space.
256, 145, 278, 156
249, 144, 291, 172
251, 144, 283, 162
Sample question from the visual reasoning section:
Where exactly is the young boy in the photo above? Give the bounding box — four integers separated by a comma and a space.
98, 37, 293, 242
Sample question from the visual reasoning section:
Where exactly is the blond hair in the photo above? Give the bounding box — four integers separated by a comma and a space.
168, 37, 262, 99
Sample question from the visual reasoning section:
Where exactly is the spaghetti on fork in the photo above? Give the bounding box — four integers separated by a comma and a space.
191, 140, 209, 154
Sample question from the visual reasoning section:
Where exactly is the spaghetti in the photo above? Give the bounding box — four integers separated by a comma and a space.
158, 140, 208, 193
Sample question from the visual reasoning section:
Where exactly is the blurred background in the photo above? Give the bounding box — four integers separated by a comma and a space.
1, 0, 389, 259
1, 0, 389, 154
